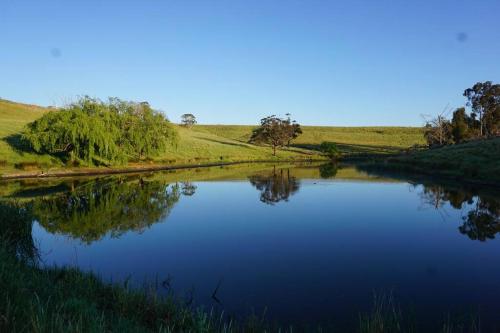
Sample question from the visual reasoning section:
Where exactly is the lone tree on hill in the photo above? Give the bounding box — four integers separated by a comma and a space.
249, 115, 302, 155
181, 114, 197, 127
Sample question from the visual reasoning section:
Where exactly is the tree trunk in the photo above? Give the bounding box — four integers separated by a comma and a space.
273, 145, 276, 156
480, 112, 483, 137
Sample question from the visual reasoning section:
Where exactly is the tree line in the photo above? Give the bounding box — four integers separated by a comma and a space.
424, 81, 499, 146
22, 97, 178, 166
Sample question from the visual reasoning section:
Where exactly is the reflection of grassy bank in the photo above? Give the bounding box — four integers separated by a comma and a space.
0, 163, 397, 199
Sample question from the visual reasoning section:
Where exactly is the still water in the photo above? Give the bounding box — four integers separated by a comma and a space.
2, 163, 500, 331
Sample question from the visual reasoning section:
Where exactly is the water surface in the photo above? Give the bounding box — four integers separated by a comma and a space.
1, 163, 500, 331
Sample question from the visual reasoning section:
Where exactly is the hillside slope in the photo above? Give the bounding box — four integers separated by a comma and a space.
0, 99, 58, 169
0, 98, 425, 176
0, 99, 317, 175
370, 138, 500, 185
195, 125, 425, 155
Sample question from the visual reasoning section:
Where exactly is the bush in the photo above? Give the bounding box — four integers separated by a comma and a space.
319, 141, 341, 160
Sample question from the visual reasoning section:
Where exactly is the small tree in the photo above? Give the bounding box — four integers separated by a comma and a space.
249, 115, 302, 155
181, 114, 197, 128
451, 107, 471, 143
319, 142, 341, 160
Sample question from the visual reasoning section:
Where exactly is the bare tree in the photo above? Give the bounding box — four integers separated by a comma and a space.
421, 106, 453, 147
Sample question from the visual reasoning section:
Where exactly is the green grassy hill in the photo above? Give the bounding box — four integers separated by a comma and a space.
371, 138, 500, 185
0, 99, 58, 170
0, 98, 425, 176
195, 125, 425, 154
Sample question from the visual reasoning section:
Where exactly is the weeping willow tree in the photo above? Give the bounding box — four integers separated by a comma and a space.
22, 97, 178, 166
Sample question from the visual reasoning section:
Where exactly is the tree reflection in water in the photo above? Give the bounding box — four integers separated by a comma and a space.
181, 182, 197, 196
418, 184, 500, 241
0, 201, 37, 262
32, 177, 180, 244
248, 167, 300, 205
319, 163, 338, 179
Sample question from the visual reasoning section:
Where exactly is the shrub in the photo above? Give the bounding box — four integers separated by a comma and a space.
319, 142, 341, 160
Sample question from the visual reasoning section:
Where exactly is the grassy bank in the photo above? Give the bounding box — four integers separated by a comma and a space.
366, 138, 500, 186
0, 98, 425, 177
0, 242, 250, 332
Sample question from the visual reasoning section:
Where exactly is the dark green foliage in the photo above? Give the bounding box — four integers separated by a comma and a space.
249, 115, 302, 155
423, 81, 499, 147
464, 81, 500, 137
451, 107, 472, 143
22, 97, 178, 166
319, 141, 341, 160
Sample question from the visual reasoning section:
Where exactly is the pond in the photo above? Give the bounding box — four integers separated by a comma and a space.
1, 163, 500, 331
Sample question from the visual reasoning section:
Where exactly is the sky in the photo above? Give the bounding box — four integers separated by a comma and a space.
1, 0, 499, 126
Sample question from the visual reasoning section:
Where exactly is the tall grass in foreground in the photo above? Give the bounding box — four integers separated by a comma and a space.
358, 292, 481, 333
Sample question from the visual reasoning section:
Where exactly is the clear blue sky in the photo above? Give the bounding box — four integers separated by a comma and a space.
1, 0, 499, 126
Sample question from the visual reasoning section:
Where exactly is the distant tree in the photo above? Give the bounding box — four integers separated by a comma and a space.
451, 107, 471, 143
250, 115, 302, 155
181, 114, 197, 128
319, 142, 341, 160
464, 81, 500, 137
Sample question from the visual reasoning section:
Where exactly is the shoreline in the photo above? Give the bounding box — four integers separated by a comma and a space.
0, 158, 328, 181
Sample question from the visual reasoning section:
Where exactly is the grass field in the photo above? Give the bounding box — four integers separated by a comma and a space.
0, 98, 425, 176
195, 125, 425, 154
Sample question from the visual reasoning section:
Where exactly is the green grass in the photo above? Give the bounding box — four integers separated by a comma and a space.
195, 125, 426, 155
367, 138, 500, 185
0, 98, 425, 176
0, 99, 60, 172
